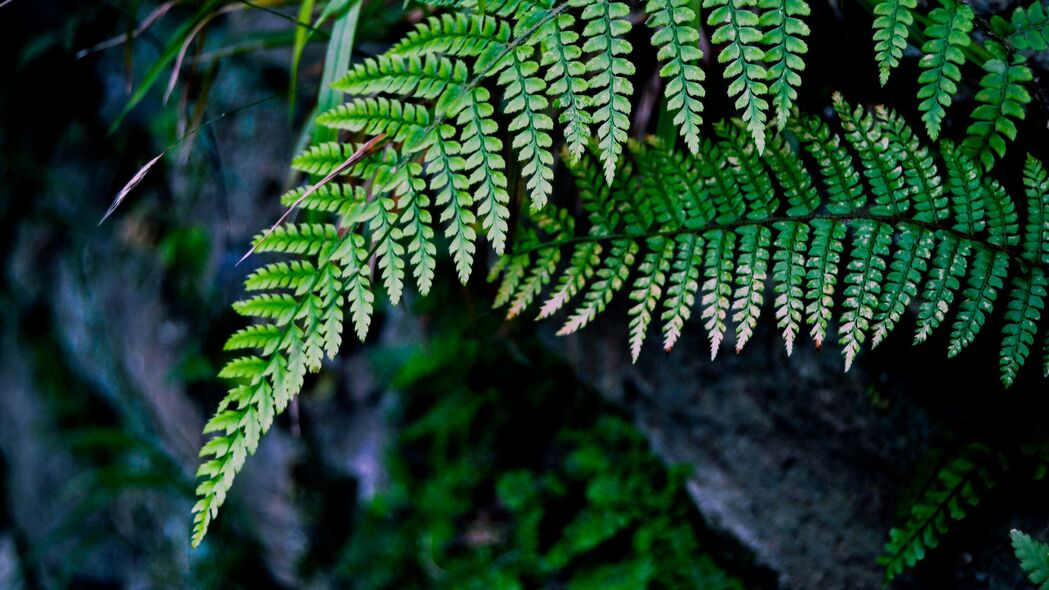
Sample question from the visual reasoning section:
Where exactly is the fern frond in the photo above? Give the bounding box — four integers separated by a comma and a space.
291, 141, 363, 176
331, 54, 469, 100
1000, 270, 1046, 387
942, 140, 986, 235
559, 239, 638, 335
805, 219, 845, 349
648, 140, 719, 224
662, 232, 706, 351
341, 233, 374, 341
693, 139, 749, 222
701, 229, 736, 359
731, 225, 771, 352
496, 98, 1049, 385
962, 42, 1032, 171
705, 0, 769, 151
715, 120, 777, 219
764, 130, 819, 216
244, 260, 317, 294
872, 0, 917, 86
1023, 155, 1049, 268
628, 237, 676, 360
195, 1, 586, 545
759, 0, 810, 129
879, 443, 996, 584
839, 220, 892, 371
646, 0, 706, 153
995, 0, 1049, 51
772, 221, 808, 355
397, 162, 438, 295
280, 183, 367, 218
390, 13, 509, 58
913, 232, 971, 344
505, 209, 573, 318
871, 224, 934, 348
318, 98, 432, 148
459, 86, 511, 253
539, 11, 592, 161
947, 248, 1008, 357
575, 0, 635, 183
791, 114, 865, 214
495, 45, 555, 209
879, 107, 948, 224
1012, 529, 1049, 590
916, 0, 973, 141
833, 94, 909, 217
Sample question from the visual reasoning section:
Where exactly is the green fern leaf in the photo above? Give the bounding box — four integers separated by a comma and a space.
839, 220, 893, 372
804, 219, 845, 349
1012, 529, 1049, 590
1000, 270, 1046, 387
962, 42, 1032, 171
493, 249, 533, 309
879, 443, 995, 584
701, 229, 736, 359
341, 233, 374, 341
391, 13, 508, 58
1023, 155, 1049, 267
791, 114, 865, 214
575, 0, 635, 183
692, 139, 749, 222
914, 233, 971, 344
942, 140, 986, 235
732, 225, 771, 352
280, 183, 368, 218
948, 248, 1009, 358
982, 176, 1021, 249
332, 53, 469, 100
540, 11, 592, 161
233, 293, 299, 323
425, 125, 478, 284
764, 130, 819, 216
540, 241, 603, 319
715, 121, 777, 219
648, 140, 719, 225
772, 220, 808, 355
629, 237, 676, 360
317, 97, 433, 150
662, 233, 705, 351
646, 0, 706, 153
834, 95, 909, 217
872, 224, 934, 348
291, 141, 363, 176
398, 162, 438, 295
916, 0, 973, 141
996, 0, 1049, 51
496, 45, 555, 209
879, 107, 948, 224
224, 325, 282, 355
560, 239, 639, 335
759, 0, 810, 129
495, 96, 1049, 385
506, 209, 572, 318
872, 0, 916, 86
705, 0, 769, 151
458, 87, 511, 253
244, 261, 317, 295
366, 170, 407, 305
